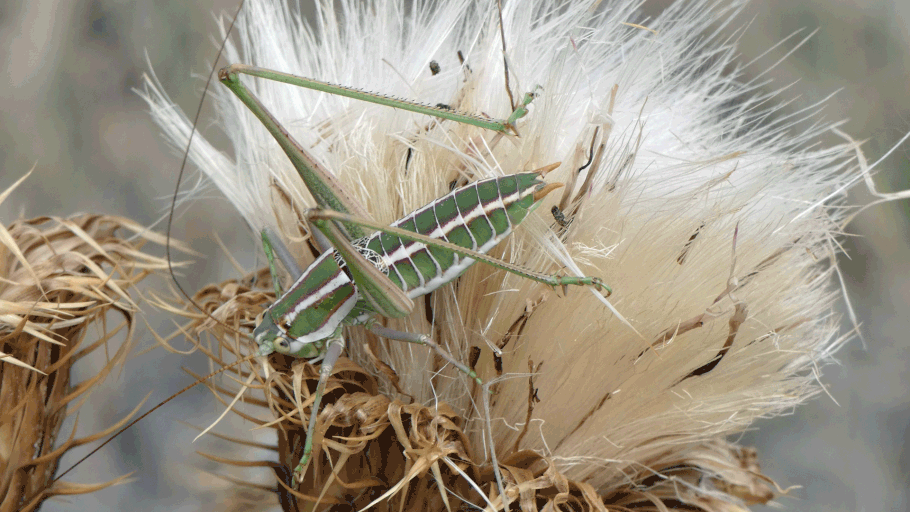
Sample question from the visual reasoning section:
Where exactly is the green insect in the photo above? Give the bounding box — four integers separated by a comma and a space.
216, 64, 612, 481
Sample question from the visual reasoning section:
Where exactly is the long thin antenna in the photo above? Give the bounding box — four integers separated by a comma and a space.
47, 0, 251, 487
51, 355, 256, 482
167, 0, 246, 307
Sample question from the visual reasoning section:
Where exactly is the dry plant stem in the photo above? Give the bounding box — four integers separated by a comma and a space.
0, 173, 171, 511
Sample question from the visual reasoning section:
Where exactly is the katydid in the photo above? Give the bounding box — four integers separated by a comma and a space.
216, 65, 612, 481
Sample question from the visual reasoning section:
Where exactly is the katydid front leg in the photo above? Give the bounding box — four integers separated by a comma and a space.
260, 228, 302, 297
293, 333, 345, 482
258, 231, 352, 482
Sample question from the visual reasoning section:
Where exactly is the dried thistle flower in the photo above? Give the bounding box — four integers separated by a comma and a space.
0, 173, 172, 511
143, 0, 865, 509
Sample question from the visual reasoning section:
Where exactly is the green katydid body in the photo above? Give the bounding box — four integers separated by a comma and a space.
254, 172, 552, 359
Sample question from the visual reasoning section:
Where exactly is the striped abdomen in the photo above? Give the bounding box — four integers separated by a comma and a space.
362, 172, 544, 298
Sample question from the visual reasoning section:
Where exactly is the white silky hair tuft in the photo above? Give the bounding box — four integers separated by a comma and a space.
144, 0, 862, 493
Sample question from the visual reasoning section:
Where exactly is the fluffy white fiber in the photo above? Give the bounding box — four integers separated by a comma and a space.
144, 0, 861, 504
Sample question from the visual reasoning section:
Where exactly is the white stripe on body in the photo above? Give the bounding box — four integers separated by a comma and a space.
285, 252, 353, 319
288, 290, 359, 347
379, 184, 525, 289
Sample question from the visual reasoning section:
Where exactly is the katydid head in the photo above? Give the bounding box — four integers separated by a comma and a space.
253, 310, 328, 359
252, 311, 282, 356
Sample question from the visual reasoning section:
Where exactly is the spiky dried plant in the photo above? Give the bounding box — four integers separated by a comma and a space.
0, 173, 172, 511
142, 0, 865, 509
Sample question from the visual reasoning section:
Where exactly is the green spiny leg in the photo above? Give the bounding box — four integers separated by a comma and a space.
308, 209, 612, 296
219, 68, 371, 242
218, 63, 540, 245
366, 319, 482, 385
504, 86, 541, 133
294, 332, 345, 483
221, 64, 534, 134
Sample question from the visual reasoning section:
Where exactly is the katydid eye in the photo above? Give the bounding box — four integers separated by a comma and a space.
278, 339, 290, 349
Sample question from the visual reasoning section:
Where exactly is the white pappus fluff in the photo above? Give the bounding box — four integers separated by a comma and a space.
143, 0, 865, 503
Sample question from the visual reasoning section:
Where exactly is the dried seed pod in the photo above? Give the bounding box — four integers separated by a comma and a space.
1, 174, 171, 511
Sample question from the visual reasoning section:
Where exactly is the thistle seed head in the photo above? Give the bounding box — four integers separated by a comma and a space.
144, 0, 872, 509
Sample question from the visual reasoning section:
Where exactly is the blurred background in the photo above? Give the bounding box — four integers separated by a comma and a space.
1, 0, 907, 510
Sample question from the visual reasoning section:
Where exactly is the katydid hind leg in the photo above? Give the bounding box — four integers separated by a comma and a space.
314, 214, 415, 319
367, 320, 482, 385
218, 67, 370, 242
220, 63, 531, 134
310, 208, 613, 296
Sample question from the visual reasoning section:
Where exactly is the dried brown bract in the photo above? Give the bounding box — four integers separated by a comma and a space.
167, 266, 783, 511
1, 173, 171, 511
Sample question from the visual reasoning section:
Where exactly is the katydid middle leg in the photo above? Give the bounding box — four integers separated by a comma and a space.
366, 319, 481, 384
260, 228, 302, 297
